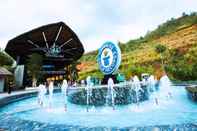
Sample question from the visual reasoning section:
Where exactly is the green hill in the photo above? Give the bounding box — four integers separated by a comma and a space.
78, 12, 197, 81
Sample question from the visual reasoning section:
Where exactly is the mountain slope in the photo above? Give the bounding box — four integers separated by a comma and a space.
78, 12, 197, 80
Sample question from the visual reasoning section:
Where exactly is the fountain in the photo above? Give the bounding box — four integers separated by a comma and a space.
14, 65, 25, 87
61, 79, 68, 111
0, 42, 196, 130
86, 76, 92, 112
132, 76, 143, 106
147, 75, 157, 93
48, 81, 54, 108
37, 83, 47, 106
0, 74, 196, 130
147, 75, 159, 105
158, 75, 173, 100
106, 78, 116, 110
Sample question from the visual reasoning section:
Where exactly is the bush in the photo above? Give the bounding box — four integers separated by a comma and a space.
0, 51, 14, 66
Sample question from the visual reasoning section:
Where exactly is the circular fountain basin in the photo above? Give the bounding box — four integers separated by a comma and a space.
0, 86, 196, 130
68, 85, 148, 106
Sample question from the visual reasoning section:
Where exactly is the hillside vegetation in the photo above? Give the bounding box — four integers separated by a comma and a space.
0, 49, 14, 70
78, 12, 197, 81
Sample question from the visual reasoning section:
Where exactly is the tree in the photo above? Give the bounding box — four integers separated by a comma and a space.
65, 61, 80, 82
0, 51, 14, 66
26, 53, 43, 87
182, 12, 187, 17
155, 44, 167, 71
70, 61, 80, 81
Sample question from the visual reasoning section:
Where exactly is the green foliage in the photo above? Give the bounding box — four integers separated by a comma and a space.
155, 44, 167, 54
155, 44, 167, 71
0, 51, 14, 66
144, 12, 197, 40
130, 65, 154, 78
82, 11, 196, 62
120, 40, 146, 53
79, 69, 103, 80
26, 53, 43, 79
80, 12, 197, 63
165, 45, 197, 81
79, 12, 197, 81
120, 63, 154, 80
166, 62, 192, 81
70, 61, 80, 81
80, 50, 98, 62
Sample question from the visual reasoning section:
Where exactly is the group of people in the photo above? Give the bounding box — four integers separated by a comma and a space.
37, 79, 68, 110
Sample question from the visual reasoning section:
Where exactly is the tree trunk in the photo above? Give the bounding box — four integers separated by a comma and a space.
32, 75, 37, 87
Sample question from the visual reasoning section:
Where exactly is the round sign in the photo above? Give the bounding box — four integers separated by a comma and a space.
97, 41, 121, 75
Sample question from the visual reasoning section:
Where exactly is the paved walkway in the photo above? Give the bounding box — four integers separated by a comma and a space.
0, 88, 37, 99
0, 86, 66, 100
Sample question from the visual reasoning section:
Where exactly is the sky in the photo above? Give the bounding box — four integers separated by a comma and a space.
0, 0, 196, 53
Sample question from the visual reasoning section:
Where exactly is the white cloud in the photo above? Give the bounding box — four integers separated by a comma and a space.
0, 0, 197, 52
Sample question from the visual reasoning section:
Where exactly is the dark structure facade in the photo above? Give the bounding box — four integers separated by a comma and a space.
5, 22, 84, 87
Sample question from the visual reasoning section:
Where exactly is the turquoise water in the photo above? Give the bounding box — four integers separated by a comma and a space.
0, 86, 196, 128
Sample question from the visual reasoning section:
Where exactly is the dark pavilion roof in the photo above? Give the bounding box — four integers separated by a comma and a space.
5, 22, 84, 67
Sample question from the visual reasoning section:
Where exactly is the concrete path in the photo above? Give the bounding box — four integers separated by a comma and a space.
0, 88, 37, 99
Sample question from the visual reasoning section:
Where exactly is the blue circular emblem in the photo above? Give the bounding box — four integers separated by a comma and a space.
97, 41, 121, 75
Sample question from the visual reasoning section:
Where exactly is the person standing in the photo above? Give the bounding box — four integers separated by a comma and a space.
8, 81, 13, 94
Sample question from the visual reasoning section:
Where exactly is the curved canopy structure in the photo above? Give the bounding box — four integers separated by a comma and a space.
5, 22, 84, 67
